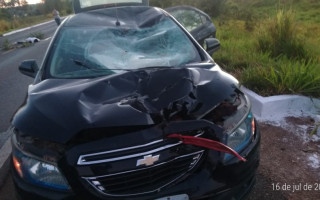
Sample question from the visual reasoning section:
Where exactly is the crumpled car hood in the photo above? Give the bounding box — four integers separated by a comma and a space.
12, 67, 239, 143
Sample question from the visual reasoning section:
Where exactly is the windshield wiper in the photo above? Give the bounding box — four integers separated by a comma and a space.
72, 59, 130, 72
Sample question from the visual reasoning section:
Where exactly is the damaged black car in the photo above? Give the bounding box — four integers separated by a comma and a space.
10, 0, 260, 200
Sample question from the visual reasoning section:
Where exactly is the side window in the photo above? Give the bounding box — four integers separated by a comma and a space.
170, 10, 203, 32
166, 6, 217, 44
200, 14, 209, 24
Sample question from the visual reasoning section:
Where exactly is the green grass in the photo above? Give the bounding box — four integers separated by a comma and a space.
213, 0, 320, 98
256, 9, 308, 60
241, 59, 320, 97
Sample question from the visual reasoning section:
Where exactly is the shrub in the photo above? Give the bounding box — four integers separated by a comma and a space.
213, 1, 320, 98
10, 19, 20, 29
0, 20, 10, 33
242, 58, 320, 97
256, 9, 308, 60
197, 0, 226, 17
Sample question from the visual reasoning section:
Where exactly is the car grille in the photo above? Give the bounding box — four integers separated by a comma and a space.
77, 129, 205, 197
83, 151, 203, 196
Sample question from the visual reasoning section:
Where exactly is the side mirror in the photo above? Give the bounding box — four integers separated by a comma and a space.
203, 38, 220, 55
19, 60, 39, 78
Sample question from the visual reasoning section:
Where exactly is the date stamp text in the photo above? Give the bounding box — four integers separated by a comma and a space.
272, 183, 320, 192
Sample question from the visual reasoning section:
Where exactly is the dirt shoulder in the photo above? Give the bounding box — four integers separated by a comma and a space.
247, 119, 320, 200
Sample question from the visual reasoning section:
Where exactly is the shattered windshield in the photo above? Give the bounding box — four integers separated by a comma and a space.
49, 17, 202, 78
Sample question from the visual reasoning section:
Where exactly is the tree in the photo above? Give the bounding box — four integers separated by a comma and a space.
7, 0, 21, 7
0, 7, 11, 19
21, 0, 29, 14
0, 0, 7, 8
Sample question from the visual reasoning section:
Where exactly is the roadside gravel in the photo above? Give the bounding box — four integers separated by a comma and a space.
247, 120, 320, 200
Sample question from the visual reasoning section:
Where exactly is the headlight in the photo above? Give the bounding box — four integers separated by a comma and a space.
224, 112, 255, 161
12, 146, 70, 191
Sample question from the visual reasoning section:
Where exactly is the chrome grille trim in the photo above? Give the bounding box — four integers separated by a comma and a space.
78, 139, 163, 165
77, 132, 204, 165
78, 141, 182, 165
83, 150, 204, 197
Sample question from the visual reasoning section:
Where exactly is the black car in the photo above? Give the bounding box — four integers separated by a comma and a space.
10, 1, 260, 199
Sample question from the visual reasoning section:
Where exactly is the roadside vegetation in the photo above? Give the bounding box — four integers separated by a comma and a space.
0, 15, 53, 33
212, 0, 320, 98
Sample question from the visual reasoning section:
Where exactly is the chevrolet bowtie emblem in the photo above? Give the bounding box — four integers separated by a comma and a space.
136, 154, 160, 166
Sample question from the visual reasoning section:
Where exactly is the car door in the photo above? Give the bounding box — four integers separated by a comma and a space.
165, 6, 216, 46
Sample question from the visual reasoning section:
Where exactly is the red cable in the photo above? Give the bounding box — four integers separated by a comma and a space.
167, 134, 247, 162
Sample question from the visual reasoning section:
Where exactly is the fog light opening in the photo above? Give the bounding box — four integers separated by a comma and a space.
251, 117, 255, 137
13, 155, 23, 178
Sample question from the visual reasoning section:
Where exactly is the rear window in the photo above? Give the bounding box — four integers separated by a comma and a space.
48, 17, 202, 78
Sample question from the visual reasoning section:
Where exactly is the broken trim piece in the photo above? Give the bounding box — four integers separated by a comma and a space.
167, 134, 246, 162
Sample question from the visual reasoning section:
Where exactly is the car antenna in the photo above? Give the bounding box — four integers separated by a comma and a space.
115, 4, 121, 26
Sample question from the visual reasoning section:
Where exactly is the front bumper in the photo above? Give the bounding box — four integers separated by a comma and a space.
11, 127, 260, 200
